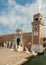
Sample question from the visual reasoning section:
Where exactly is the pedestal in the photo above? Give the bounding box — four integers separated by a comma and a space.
31, 44, 44, 53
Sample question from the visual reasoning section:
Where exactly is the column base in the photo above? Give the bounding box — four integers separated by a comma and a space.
31, 44, 44, 53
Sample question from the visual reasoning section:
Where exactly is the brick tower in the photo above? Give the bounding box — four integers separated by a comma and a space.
31, 13, 44, 53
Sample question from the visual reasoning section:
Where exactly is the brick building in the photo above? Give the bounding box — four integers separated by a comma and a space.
0, 13, 46, 53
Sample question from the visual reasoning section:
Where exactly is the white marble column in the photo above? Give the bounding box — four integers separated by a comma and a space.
9, 41, 11, 48
4, 42, 7, 49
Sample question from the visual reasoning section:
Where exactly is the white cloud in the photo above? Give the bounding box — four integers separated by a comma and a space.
0, 16, 8, 26
0, 0, 46, 35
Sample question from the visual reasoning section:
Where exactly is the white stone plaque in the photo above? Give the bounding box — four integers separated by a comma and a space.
34, 31, 38, 35
34, 27, 38, 35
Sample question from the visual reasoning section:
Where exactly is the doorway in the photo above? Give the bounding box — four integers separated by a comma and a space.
17, 38, 20, 46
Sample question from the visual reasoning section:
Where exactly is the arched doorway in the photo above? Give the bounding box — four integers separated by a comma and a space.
17, 38, 20, 46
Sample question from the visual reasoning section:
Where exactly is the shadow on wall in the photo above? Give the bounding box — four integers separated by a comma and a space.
0, 42, 4, 47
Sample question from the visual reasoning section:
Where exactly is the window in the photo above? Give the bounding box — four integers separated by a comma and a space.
35, 18, 38, 21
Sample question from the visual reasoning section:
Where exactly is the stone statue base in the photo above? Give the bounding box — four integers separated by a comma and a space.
17, 45, 23, 52
31, 44, 44, 53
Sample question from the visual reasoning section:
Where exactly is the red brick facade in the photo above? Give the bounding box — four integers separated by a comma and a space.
0, 32, 32, 50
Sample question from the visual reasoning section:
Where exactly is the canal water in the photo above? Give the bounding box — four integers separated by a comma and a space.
22, 51, 46, 65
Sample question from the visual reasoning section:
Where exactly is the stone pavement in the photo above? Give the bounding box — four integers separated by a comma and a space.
0, 48, 32, 65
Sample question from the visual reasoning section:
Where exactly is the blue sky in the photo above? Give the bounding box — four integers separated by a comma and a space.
0, 0, 46, 37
